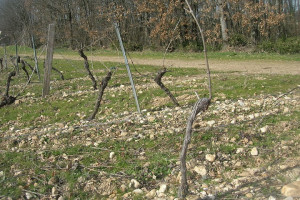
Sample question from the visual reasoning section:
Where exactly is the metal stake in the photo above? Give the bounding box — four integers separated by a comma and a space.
114, 22, 141, 114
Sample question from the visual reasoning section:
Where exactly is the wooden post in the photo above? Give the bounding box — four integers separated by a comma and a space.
114, 22, 141, 114
4, 45, 7, 69
42, 24, 55, 97
32, 36, 40, 80
15, 44, 19, 74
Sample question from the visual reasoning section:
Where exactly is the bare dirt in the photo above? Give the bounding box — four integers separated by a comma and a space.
52, 54, 300, 75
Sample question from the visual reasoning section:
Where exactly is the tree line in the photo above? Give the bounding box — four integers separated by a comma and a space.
0, 0, 299, 51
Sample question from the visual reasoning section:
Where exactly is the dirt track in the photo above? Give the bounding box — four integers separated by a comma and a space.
52, 54, 300, 75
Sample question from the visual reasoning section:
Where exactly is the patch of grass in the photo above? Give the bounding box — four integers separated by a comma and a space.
2, 45, 300, 61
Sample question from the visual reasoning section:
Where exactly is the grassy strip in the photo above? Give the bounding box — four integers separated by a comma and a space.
1, 46, 300, 61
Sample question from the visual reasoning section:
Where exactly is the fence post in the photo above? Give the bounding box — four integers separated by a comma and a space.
32, 36, 40, 80
4, 45, 7, 69
114, 22, 141, 114
15, 43, 19, 74
42, 24, 55, 97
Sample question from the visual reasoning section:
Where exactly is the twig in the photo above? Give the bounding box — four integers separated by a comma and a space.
254, 86, 300, 130
22, 189, 45, 197
185, 0, 212, 99
163, 18, 181, 68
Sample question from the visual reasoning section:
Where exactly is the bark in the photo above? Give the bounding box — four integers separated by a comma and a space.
0, 71, 16, 108
178, 98, 211, 198
78, 49, 97, 90
154, 68, 179, 106
88, 71, 112, 120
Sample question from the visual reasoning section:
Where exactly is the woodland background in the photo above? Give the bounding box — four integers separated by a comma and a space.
0, 0, 299, 54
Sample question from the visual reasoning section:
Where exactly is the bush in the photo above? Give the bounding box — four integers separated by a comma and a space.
229, 34, 248, 47
125, 42, 144, 51
258, 37, 300, 54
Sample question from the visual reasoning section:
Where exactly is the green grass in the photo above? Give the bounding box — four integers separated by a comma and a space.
1, 45, 300, 61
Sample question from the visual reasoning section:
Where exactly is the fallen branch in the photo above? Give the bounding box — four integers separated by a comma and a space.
0, 71, 16, 108
88, 71, 112, 120
78, 49, 97, 90
154, 68, 179, 106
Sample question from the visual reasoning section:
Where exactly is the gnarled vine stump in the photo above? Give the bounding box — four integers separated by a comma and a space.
154, 68, 179, 106
178, 98, 211, 198
79, 49, 97, 90
88, 71, 112, 120
0, 71, 17, 108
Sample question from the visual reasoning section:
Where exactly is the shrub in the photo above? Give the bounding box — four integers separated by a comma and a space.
258, 37, 300, 54
229, 34, 248, 47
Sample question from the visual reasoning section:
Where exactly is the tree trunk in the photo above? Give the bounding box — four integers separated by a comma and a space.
218, 0, 229, 45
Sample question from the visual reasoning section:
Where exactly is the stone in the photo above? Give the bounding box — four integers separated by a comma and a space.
52, 187, 57, 196
109, 152, 115, 159
260, 126, 268, 133
248, 114, 255, 120
281, 181, 300, 197
158, 183, 168, 193
146, 189, 156, 198
205, 154, 216, 162
133, 189, 143, 195
236, 148, 244, 154
283, 107, 290, 114
58, 196, 64, 200
251, 147, 259, 156
148, 116, 156, 122
246, 193, 253, 198
130, 179, 141, 188
186, 195, 199, 200
284, 197, 294, 200
268, 196, 276, 200
120, 131, 128, 137
207, 120, 216, 127
15, 100, 21, 105
25, 192, 33, 199
120, 184, 127, 192
57, 123, 64, 128
194, 166, 207, 177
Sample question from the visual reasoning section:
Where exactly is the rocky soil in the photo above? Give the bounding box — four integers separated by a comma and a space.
1, 84, 299, 199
